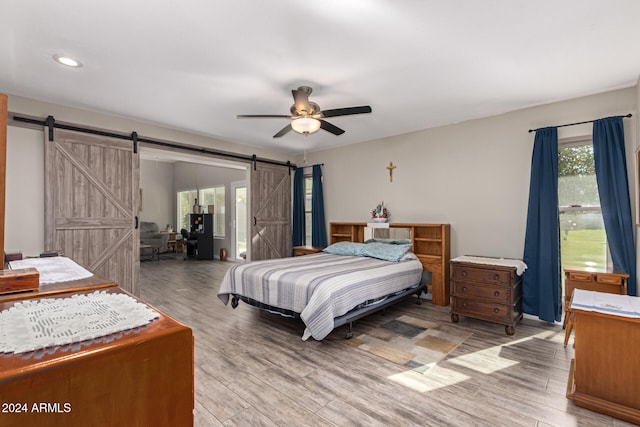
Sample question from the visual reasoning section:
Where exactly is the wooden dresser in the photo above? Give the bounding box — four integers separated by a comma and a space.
0, 286, 194, 427
450, 257, 523, 335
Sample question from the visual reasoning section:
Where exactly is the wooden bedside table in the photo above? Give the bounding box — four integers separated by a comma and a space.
563, 267, 628, 346
566, 289, 640, 424
293, 246, 324, 256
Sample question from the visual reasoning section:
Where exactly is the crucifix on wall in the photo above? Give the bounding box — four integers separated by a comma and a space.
386, 161, 397, 182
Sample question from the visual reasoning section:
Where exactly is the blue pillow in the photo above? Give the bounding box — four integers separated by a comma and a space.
361, 242, 413, 262
323, 242, 366, 256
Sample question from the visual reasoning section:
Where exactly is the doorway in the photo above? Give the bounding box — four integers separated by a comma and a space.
138, 146, 249, 270
231, 181, 247, 261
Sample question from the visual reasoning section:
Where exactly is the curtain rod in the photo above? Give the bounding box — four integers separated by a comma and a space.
10, 113, 297, 169
528, 113, 632, 133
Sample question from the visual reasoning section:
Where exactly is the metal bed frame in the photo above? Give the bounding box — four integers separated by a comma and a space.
230, 282, 425, 339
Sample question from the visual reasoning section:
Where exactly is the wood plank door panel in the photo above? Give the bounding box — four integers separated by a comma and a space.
250, 163, 291, 261
45, 129, 139, 294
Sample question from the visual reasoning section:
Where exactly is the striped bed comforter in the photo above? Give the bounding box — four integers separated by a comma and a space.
217, 253, 423, 340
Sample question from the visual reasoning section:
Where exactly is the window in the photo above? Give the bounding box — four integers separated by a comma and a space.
177, 190, 198, 233
558, 138, 609, 270
177, 186, 225, 237
234, 185, 247, 260
304, 176, 312, 244
200, 186, 225, 237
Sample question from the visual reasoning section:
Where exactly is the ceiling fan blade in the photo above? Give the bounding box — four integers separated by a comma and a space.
319, 120, 345, 135
273, 124, 292, 138
321, 106, 372, 118
237, 114, 291, 119
292, 86, 312, 114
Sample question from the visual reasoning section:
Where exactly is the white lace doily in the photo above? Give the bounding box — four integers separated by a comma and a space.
452, 255, 528, 276
0, 291, 159, 355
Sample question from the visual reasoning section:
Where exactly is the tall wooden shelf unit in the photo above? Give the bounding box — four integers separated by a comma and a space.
329, 222, 451, 306
189, 213, 214, 260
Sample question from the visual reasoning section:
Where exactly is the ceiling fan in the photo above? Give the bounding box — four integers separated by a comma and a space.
237, 86, 372, 138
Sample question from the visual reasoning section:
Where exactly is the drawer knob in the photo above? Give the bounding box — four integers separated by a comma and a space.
462, 286, 467, 292
494, 291, 500, 297
462, 303, 467, 307
493, 308, 499, 314
462, 271, 467, 277
493, 274, 500, 280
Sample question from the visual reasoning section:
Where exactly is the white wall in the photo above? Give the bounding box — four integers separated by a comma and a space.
5, 126, 44, 256
140, 159, 174, 229
300, 88, 638, 262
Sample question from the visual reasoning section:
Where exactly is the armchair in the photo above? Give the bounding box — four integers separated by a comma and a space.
140, 222, 169, 253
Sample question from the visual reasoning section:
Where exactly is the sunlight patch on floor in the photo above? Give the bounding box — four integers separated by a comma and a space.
448, 345, 519, 374
388, 364, 470, 393
448, 331, 557, 374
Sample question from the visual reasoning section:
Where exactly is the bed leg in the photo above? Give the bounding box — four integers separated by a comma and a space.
415, 288, 423, 305
346, 322, 354, 340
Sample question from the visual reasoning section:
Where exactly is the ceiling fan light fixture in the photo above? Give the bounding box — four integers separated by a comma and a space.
291, 117, 321, 135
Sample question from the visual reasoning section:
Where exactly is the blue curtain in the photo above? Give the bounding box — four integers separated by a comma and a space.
522, 127, 562, 322
292, 167, 305, 247
311, 164, 328, 247
592, 116, 637, 296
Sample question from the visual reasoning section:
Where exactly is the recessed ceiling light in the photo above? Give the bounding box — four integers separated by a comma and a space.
53, 54, 83, 68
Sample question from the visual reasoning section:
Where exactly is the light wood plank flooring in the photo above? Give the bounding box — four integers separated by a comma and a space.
140, 257, 635, 427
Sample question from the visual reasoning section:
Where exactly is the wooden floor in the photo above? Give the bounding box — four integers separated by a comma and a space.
140, 257, 635, 427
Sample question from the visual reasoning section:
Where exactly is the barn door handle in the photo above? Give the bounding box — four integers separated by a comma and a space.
135, 216, 139, 229
253, 217, 257, 226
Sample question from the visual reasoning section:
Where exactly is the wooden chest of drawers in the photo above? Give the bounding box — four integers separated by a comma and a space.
562, 267, 629, 344
450, 259, 523, 335
564, 268, 628, 301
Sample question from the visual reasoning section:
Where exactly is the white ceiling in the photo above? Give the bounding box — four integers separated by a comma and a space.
2, 1, 640, 156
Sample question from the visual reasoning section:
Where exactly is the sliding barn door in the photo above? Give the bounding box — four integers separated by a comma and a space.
45, 129, 140, 294
250, 163, 291, 261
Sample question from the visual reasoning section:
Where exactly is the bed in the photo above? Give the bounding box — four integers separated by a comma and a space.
217, 241, 425, 340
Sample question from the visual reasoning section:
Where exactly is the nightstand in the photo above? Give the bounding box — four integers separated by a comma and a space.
293, 246, 324, 256
563, 267, 628, 346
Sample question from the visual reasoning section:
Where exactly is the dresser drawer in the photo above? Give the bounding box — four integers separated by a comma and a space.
451, 281, 512, 304
595, 274, 623, 286
451, 297, 514, 323
567, 271, 593, 282
452, 264, 511, 286
565, 276, 626, 297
